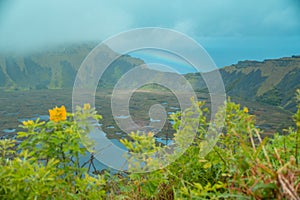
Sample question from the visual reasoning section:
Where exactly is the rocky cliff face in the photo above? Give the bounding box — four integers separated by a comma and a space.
0, 43, 93, 90
201, 56, 300, 111
0, 43, 144, 90
182, 56, 300, 111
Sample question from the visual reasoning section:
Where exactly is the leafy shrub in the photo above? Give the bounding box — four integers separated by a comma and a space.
0, 104, 106, 200
116, 94, 300, 199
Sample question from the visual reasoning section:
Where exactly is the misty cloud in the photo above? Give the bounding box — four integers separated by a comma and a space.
0, 0, 133, 52
0, 0, 299, 66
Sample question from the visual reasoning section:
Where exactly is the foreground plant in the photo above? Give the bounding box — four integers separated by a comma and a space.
114, 93, 300, 199
0, 104, 106, 200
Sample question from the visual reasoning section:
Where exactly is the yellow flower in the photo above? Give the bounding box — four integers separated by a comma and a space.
147, 132, 154, 137
243, 107, 249, 113
49, 105, 67, 122
83, 103, 91, 111
22, 120, 34, 126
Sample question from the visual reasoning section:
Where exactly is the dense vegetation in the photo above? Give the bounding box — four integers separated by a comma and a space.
0, 90, 299, 199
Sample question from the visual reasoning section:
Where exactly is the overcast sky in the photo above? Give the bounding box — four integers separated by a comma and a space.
0, 0, 299, 67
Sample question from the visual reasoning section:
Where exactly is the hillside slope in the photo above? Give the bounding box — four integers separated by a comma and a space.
220, 56, 300, 111
185, 56, 300, 112
0, 43, 299, 112
0, 43, 144, 90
